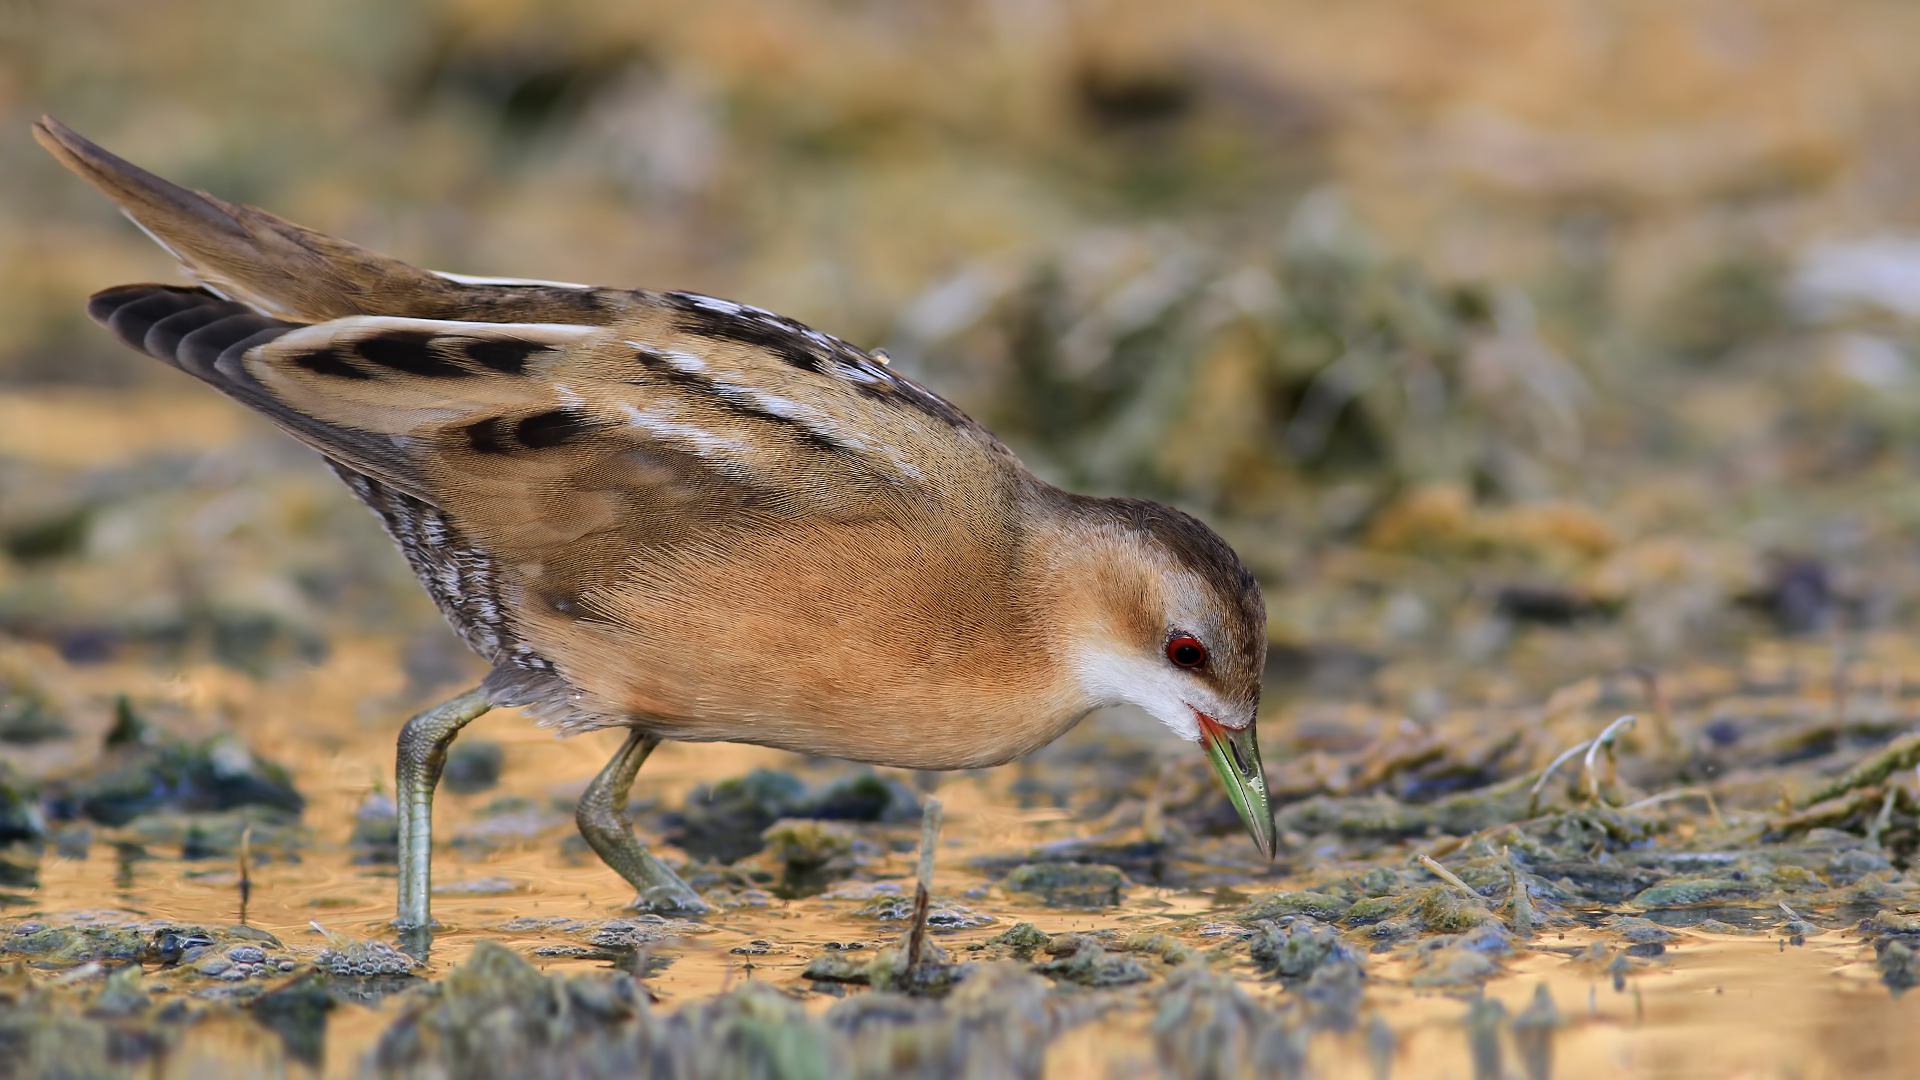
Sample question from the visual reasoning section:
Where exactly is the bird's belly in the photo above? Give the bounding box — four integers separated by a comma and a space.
641, 696, 1091, 772
520, 515, 1090, 769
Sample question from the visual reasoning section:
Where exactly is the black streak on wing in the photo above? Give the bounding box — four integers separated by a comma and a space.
353, 330, 469, 378
845, 373, 975, 429
629, 345, 854, 459
460, 410, 605, 456
461, 337, 549, 373
288, 347, 373, 380
628, 345, 714, 392
656, 292, 976, 430
294, 330, 552, 381
465, 417, 509, 455
660, 292, 826, 373
514, 409, 599, 449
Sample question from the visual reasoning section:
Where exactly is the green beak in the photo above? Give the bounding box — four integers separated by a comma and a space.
1198, 712, 1276, 857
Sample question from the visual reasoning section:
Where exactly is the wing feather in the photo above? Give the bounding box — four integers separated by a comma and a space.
51, 119, 1031, 732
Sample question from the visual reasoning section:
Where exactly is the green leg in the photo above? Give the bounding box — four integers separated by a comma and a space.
394, 686, 495, 930
576, 729, 710, 914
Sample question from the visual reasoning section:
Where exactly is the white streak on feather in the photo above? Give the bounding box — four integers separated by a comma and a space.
273, 316, 597, 352
656, 348, 708, 374
624, 343, 927, 480
828, 361, 883, 384
618, 403, 760, 464
431, 270, 593, 289
688, 294, 743, 314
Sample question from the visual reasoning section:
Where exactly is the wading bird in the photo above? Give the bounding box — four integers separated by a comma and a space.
34, 117, 1274, 929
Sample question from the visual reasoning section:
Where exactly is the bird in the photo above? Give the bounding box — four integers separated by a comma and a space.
33, 116, 1274, 930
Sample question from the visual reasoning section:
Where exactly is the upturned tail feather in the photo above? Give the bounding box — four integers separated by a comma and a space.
32, 115, 625, 327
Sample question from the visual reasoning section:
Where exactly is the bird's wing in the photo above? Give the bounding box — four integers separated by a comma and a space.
87, 280, 1004, 521
39, 113, 1008, 514
90, 276, 1010, 585
45, 116, 1022, 721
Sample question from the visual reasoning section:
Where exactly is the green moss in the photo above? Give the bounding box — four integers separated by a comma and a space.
989, 922, 1052, 960
1412, 886, 1491, 933
0, 675, 66, 745
1246, 921, 1358, 980
1003, 863, 1127, 908
1235, 891, 1353, 923
1409, 948, 1498, 987
1033, 938, 1151, 988
670, 769, 809, 863
1348, 867, 1400, 896
1764, 865, 1825, 891
0, 924, 148, 965
802, 952, 871, 984
1631, 878, 1759, 907
1124, 932, 1197, 965
1344, 896, 1399, 925
0, 762, 41, 845
759, 819, 857, 897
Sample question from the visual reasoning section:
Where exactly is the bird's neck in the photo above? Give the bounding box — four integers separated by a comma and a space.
1018, 493, 1161, 713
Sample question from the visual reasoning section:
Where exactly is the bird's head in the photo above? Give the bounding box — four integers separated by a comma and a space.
1055, 497, 1274, 857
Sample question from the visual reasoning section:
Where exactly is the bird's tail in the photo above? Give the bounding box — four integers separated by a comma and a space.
31, 115, 466, 324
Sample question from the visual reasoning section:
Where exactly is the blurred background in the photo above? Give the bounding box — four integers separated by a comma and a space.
7, 0, 1920, 723
14, 10, 1920, 1068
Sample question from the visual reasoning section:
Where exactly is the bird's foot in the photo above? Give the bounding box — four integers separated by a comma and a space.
632, 881, 712, 916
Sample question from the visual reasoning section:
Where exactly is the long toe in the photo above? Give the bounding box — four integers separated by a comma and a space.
636, 878, 712, 916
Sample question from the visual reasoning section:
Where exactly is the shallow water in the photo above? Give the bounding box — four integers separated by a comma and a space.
8, 387, 1920, 1079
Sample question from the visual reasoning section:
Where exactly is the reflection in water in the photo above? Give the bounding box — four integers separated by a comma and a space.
11, 685, 1920, 1078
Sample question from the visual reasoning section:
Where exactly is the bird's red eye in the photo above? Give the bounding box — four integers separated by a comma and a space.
1167, 637, 1207, 668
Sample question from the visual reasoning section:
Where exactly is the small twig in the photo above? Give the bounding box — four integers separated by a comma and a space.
1527, 740, 1594, 817
1703, 788, 1726, 829
903, 797, 944, 983
1503, 846, 1534, 933
237, 823, 253, 926
1582, 716, 1637, 804
1417, 854, 1485, 905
